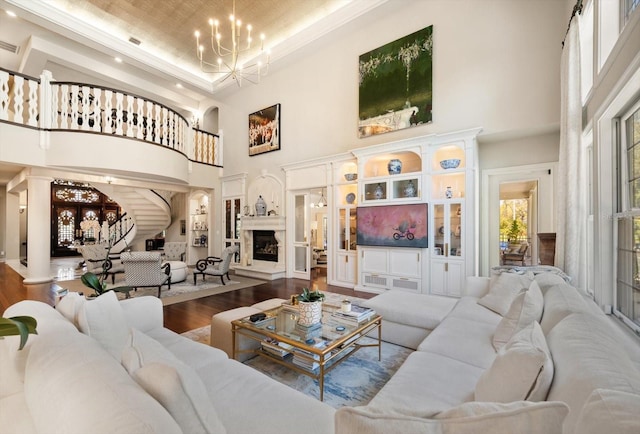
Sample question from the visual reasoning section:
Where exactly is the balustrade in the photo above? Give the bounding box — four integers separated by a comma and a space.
0, 67, 220, 166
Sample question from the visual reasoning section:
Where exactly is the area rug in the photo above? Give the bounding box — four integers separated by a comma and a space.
57, 274, 264, 306
181, 320, 413, 408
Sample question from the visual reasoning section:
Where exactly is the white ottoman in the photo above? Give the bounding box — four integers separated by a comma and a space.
165, 261, 187, 283
210, 298, 287, 362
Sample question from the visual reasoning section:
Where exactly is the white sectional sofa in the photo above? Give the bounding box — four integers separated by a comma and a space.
0, 292, 335, 434
338, 270, 640, 434
2, 268, 640, 434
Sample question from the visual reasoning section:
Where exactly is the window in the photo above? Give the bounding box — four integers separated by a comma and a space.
623, 0, 640, 25
615, 102, 640, 333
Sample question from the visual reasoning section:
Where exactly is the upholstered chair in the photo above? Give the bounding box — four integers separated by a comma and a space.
77, 244, 124, 284
120, 251, 171, 297
162, 241, 187, 261
193, 245, 238, 285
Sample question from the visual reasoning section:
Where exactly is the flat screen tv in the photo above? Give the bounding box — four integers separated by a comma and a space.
356, 203, 428, 248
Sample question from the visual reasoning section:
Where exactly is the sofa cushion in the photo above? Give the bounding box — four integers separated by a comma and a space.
478, 272, 532, 316
540, 283, 590, 335
55, 291, 85, 328
492, 280, 543, 350
335, 400, 569, 434
533, 272, 569, 293
196, 358, 336, 434
362, 291, 457, 330
133, 362, 227, 434
77, 290, 129, 359
546, 312, 640, 433
573, 388, 640, 434
476, 321, 553, 402
122, 328, 227, 434
417, 317, 498, 369
367, 351, 485, 417
24, 322, 182, 434
446, 296, 503, 326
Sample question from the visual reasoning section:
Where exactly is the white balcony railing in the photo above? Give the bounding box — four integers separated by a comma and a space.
0, 68, 221, 166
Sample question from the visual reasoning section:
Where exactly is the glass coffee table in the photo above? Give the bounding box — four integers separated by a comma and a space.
231, 303, 382, 401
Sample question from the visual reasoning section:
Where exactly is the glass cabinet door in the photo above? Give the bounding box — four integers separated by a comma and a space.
338, 207, 358, 251
433, 202, 463, 258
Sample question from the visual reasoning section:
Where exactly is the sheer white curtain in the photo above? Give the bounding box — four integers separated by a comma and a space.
556, 16, 586, 289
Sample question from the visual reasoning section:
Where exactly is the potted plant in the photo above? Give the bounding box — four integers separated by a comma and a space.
297, 287, 325, 326
0, 316, 37, 350
81, 236, 131, 299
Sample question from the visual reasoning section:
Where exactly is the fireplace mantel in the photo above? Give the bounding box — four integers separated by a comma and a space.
234, 216, 286, 280
240, 216, 285, 231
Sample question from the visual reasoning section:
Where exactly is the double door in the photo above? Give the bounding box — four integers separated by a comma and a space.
51, 205, 119, 256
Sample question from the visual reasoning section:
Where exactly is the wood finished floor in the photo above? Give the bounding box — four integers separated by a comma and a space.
0, 264, 374, 334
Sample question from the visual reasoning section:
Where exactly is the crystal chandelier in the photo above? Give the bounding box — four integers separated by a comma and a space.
194, 0, 270, 86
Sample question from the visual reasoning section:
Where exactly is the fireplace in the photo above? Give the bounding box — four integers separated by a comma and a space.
253, 230, 278, 262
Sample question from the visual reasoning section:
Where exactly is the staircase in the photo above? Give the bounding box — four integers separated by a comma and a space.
91, 183, 172, 251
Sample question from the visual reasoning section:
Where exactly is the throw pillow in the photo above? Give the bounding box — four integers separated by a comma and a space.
476, 321, 554, 402
55, 292, 85, 328
492, 280, 543, 350
573, 388, 640, 434
77, 290, 129, 359
122, 329, 227, 434
478, 272, 532, 316
334, 401, 568, 434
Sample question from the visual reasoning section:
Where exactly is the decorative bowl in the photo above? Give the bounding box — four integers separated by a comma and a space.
344, 173, 358, 181
440, 158, 461, 170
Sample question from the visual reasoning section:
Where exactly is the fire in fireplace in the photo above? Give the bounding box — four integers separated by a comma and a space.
253, 230, 278, 262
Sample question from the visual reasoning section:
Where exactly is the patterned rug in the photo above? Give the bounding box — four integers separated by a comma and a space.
57, 274, 264, 305
181, 325, 413, 408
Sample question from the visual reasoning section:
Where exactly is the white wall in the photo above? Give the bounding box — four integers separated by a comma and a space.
216, 0, 566, 180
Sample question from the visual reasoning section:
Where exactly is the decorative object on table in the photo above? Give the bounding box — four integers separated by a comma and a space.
358, 25, 433, 138
255, 195, 267, 216
439, 158, 461, 170
403, 180, 416, 197
243, 205, 250, 216
0, 315, 37, 350
445, 186, 453, 199
356, 203, 429, 248
341, 299, 352, 313
297, 287, 325, 326
387, 158, 402, 175
200, 234, 207, 246
346, 192, 356, 204
249, 103, 281, 156
344, 173, 358, 181
374, 183, 384, 200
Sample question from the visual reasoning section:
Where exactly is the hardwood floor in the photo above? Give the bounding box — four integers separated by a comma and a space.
0, 263, 374, 334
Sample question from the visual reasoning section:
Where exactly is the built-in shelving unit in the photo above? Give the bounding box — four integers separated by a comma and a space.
350, 128, 481, 296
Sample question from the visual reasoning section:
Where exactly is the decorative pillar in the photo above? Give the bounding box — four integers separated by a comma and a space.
23, 176, 53, 284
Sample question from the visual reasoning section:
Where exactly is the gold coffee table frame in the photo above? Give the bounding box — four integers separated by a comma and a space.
231, 305, 382, 401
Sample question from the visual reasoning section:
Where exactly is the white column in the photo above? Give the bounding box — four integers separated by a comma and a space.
23, 176, 53, 284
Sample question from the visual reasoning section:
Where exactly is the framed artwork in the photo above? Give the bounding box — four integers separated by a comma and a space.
358, 25, 433, 138
249, 103, 281, 156
356, 203, 428, 248
180, 220, 186, 236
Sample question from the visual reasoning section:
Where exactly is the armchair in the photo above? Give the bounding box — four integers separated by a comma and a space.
501, 242, 529, 266
120, 251, 171, 298
77, 244, 124, 284
193, 245, 238, 285
162, 241, 186, 261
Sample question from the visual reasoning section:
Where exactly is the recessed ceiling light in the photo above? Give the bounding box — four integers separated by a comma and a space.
176, 83, 183, 88
6, 10, 16, 17
114, 57, 122, 63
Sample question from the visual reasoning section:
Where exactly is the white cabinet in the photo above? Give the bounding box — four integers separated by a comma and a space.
430, 260, 464, 297
357, 247, 423, 294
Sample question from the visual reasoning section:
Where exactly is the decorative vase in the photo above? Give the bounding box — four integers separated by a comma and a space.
403, 180, 416, 198
445, 186, 453, 199
374, 183, 384, 200
298, 301, 322, 326
387, 159, 402, 175
255, 195, 267, 216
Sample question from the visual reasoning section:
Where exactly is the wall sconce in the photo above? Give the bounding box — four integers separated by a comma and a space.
105, 176, 114, 184
19, 205, 26, 214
